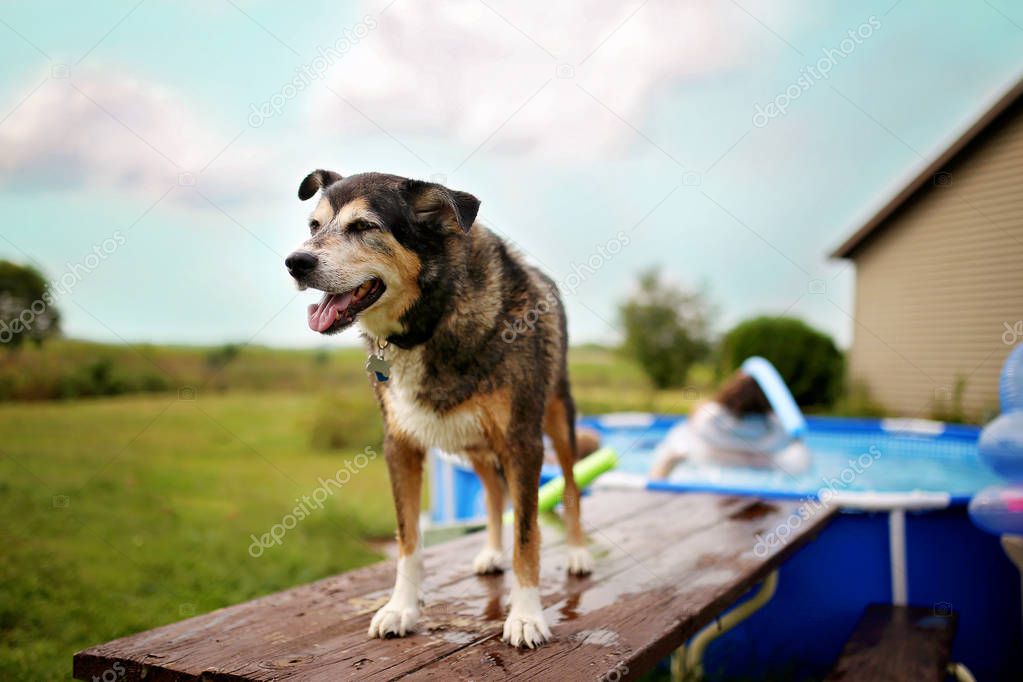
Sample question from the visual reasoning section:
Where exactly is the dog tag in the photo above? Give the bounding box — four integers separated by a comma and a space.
366, 351, 390, 382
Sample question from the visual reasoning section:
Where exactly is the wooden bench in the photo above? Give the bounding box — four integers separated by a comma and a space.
825, 603, 959, 682
73, 489, 836, 681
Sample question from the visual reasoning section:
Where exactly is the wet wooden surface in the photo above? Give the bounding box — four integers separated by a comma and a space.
825, 603, 958, 682
73, 490, 836, 681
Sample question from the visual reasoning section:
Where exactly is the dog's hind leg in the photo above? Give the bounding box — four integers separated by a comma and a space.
470, 456, 505, 574
544, 391, 593, 575
369, 434, 424, 639
501, 430, 551, 648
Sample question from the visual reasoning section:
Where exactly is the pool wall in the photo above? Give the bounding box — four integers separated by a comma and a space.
701, 507, 1021, 680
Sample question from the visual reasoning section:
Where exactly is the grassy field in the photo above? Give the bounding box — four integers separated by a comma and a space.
0, 343, 708, 680
0, 391, 399, 680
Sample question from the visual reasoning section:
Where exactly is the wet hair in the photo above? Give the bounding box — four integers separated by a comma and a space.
715, 372, 772, 417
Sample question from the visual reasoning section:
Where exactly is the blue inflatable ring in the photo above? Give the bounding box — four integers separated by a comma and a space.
969, 484, 1023, 536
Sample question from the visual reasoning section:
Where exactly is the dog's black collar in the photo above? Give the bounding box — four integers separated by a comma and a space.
387, 329, 432, 349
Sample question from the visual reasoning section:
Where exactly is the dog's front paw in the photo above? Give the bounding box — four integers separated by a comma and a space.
368, 600, 420, 638
503, 610, 551, 648
567, 546, 594, 576
502, 587, 550, 648
473, 546, 504, 574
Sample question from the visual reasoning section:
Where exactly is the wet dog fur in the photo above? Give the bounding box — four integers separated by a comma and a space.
286, 170, 591, 648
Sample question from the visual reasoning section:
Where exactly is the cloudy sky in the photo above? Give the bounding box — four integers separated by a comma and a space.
1, 0, 1022, 348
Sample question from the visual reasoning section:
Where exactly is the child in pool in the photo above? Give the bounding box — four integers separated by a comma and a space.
649, 371, 811, 479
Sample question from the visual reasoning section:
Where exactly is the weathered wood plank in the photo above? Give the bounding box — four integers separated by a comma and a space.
72, 489, 668, 681
824, 604, 958, 682
403, 499, 835, 681
191, 490, 676, 680
271, 494, 754, 681
73, 491, 836, 682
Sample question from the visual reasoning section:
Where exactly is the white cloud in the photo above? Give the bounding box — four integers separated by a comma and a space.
0, 66, 264, 205
310, 0, 761, 162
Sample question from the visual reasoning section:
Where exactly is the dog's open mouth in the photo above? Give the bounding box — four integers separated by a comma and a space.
307, 278, 386, 333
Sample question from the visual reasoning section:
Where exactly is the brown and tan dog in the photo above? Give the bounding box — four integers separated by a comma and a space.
285, 170, 591, 648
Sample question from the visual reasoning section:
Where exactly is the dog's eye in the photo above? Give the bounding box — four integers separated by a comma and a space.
308, 219, 320, 234
347, 220, 378, 233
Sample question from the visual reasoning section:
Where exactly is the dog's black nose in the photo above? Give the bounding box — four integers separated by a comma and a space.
285, 251, 318, 277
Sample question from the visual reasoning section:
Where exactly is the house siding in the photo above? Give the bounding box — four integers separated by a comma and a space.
848, 103, 1023, 419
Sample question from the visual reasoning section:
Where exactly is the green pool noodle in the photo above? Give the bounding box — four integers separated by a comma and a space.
503, 447, 618, 524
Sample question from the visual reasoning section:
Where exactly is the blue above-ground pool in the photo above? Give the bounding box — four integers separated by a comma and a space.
585, 413, 1020, 681
429, 414, 1022, 680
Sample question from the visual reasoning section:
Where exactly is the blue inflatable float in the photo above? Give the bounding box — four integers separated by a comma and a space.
969, 344, 1023, 535
970, 484, 1023, 536
741, 356, 807, 437
999, 343, 1023, 415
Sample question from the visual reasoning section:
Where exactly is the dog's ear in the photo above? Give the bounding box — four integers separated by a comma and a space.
404, 180, 480, 233
298, 169, 343, 201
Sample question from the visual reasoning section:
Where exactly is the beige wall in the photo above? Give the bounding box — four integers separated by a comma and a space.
848, 106, 1023, 419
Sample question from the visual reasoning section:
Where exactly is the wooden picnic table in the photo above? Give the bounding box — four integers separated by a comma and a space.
73, 489, 836, 681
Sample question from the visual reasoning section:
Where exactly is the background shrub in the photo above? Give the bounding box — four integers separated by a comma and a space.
0, 340, 371, 401
618, 268, 712, 389
0, 260, 60, 348
719, 316, 844, 408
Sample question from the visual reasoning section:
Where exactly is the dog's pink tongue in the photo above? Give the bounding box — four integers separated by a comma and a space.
307, 292, 354, 332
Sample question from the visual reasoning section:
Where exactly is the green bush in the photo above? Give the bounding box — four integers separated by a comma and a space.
719, 316, 844, 408
618, 268, 711, 389
205, 343, 240, 370
0, 260, 60, 348
57, 358, 125, 398
0, 340, 373, 402
55, 357, 170, 399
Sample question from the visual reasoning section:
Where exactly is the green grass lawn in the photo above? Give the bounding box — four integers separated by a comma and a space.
0, 344, 709, 680
0, 391, 396, 680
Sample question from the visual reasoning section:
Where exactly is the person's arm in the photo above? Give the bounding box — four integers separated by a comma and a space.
648, 413, 697, 480
773, 440, 812, 475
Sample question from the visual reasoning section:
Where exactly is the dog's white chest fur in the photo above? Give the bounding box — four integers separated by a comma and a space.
382, 352, 486, 453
